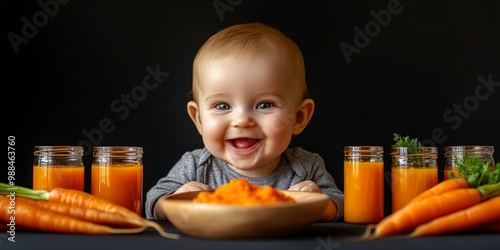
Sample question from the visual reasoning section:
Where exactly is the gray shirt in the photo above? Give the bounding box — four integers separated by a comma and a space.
145, 147, 344, 221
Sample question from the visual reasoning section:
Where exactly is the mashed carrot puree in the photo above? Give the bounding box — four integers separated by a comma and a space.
193, 179, 295, 205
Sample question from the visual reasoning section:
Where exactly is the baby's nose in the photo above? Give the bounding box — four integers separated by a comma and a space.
231, 111, 256, 128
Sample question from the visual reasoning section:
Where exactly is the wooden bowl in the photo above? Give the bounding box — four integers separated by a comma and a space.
157, 190, 330, 239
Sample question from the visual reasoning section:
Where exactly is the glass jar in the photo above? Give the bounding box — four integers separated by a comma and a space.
32, 146, 85, 191
391, 146, 438, 212
444, 145, 495, 180
91, 146, 143, 215
343, 146, 384, 223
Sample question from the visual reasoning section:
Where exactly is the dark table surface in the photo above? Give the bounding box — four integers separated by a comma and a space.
1, 221, 498, 250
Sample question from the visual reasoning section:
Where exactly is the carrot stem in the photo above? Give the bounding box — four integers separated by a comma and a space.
0, 182, 49, 200
477, 182, 500, 200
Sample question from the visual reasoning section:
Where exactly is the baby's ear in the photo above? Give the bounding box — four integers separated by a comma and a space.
293, 98, 314, 135
187, 101, 203, 135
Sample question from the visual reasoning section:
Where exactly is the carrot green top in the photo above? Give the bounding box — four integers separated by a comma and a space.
392, 133, 424, 155
392, 133, 422, 148
453, 155, 500, 188
451, 155, 500, 201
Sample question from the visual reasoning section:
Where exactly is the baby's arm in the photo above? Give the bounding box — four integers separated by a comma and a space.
174, 181, 210, 194
153, 181, 210, 220
288, 180, 321, 192
288, 180, 338, 222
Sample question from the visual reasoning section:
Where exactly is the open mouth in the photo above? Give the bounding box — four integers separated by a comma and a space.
228, 138, 260, 149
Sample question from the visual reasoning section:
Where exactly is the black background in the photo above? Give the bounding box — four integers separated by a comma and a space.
4, 0, 500, 217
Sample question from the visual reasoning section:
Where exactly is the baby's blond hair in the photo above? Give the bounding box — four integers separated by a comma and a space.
191, 22, 308, 102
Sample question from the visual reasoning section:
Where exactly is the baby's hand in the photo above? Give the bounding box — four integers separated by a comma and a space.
289, 180, 337, 222
288, 180, 321, 193
174, 181, 210, 194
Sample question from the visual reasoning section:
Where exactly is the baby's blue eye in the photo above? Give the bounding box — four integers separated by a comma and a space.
215, 103, 231, 110
257, 102, 273, 109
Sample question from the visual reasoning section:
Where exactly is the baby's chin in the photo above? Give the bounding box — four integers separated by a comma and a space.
224, 156, 281, 178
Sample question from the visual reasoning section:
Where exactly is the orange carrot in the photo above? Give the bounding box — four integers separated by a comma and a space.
410, 196, 500, 237
0, 183, 179, 239
361, 182, 500, 239
0, 195, 145, 235
46, 187, 144, 220
47, 188, 180, 238
408, 178, 470, 204
15, 196, 143, 228
364, 188, 483, 238
194, 178, 295, 205
0, 183, 140, 220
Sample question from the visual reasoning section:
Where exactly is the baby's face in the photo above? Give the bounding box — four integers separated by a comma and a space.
193, 54, 302, 177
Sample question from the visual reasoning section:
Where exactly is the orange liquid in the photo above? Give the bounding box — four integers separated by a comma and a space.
392, 167, 437, 212
91, 164, 143, 215
344, 161, 384, 223
32, 165, 84, 191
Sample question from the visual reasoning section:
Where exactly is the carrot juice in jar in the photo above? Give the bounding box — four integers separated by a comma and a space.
443, 145, 495, 180
91, 146, 143, 216
344, 146, 384, 223
391, 146, 438, 212
32, 146, 84, 191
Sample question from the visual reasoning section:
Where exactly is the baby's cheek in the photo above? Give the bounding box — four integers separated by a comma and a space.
200, 119, 225, 150
203, 117, 221, 130
202, 118, 226, 138
268, 116, 294, 134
